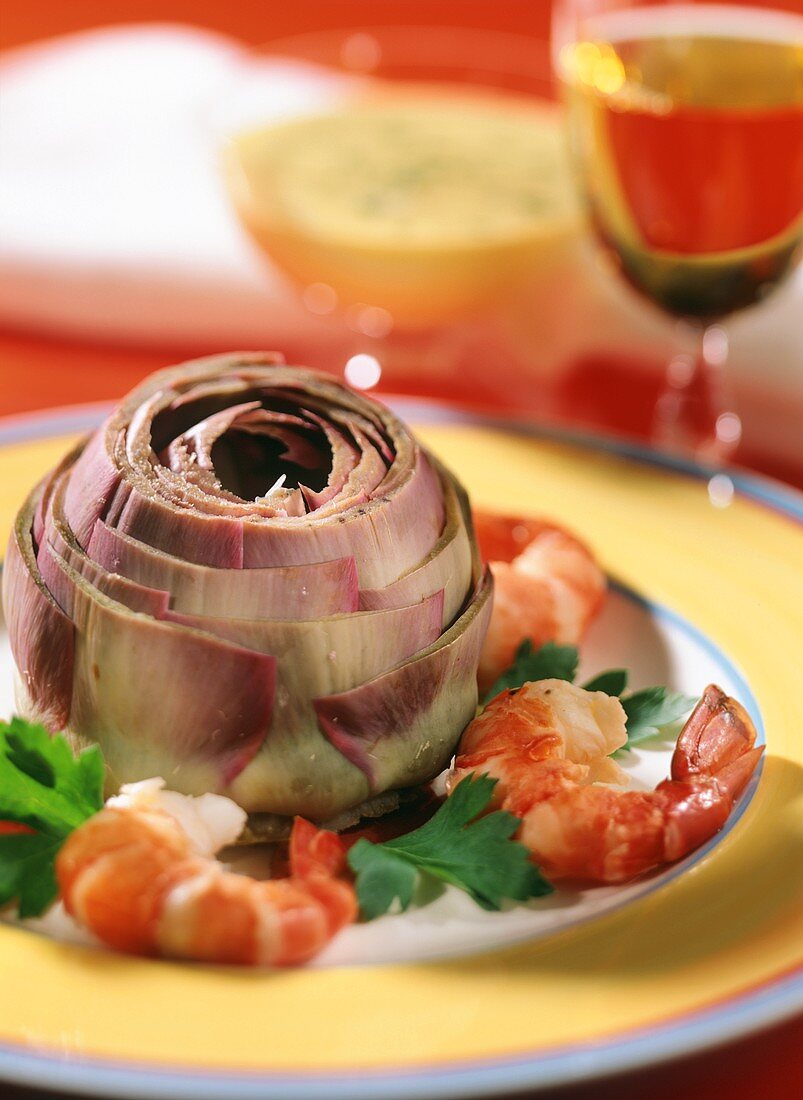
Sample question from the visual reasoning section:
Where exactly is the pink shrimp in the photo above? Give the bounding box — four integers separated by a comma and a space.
473, 513, 606, 694
56, 782, 357, 966
450, 679, 762, 883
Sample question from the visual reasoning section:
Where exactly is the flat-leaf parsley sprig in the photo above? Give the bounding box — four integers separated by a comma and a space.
347, 774, 553, 920
619, 687, 698, 749
482, 640, 578, 705
0, 717, 104, 917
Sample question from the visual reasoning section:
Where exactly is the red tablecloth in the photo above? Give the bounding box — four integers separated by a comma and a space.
0, 3, 800, 1098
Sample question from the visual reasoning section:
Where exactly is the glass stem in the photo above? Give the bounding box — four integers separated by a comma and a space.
652, 320, 742, 464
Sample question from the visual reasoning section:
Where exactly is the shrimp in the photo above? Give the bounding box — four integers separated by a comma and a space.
450, 679, 762, 883
473, 513, 606, 694
55, 779, 357, 966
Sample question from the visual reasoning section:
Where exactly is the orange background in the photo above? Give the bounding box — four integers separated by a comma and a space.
0, 0, 554, 52
0, 3, 800, 1099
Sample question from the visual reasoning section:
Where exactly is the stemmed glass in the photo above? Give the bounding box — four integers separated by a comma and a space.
553, 0, 803, 461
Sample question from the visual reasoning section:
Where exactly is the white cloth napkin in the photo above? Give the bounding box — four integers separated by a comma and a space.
0, 24, 353, 350
0, 24, 800, 462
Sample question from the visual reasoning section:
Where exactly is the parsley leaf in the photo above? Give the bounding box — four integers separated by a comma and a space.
345, 845, 418, 920
621, 688, 697, 749
0, 833, 63, 919
582, 669, 628, 696
482, 640, 579, 705
348, 774, 553, 919
0, 717, 105, 916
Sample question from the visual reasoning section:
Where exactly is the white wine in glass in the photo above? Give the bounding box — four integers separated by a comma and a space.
554, 1, 803, 460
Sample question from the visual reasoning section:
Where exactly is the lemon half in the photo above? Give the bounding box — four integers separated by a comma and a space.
226, 87, 580, 326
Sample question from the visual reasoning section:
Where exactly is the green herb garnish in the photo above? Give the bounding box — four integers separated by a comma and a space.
0, 717, 104, 917
619, 687, 697, 750
482, 639, 579, 705
581, 668, 628, 696
347, 774, 552, 920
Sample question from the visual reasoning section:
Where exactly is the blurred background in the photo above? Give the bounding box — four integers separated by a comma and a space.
0, 0, 801, 484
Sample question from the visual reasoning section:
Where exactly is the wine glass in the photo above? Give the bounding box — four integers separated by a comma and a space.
553, 0, 803, 461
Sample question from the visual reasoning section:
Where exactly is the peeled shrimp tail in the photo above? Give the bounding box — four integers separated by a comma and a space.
288, 815, 356, 940
290, 815, 349, 878
658, 685, 764, 862
672, 684, 761, 789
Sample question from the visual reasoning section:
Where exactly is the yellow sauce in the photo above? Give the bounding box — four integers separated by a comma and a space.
225, 88, 579, 325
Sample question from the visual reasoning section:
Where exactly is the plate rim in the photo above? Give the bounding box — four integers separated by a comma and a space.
0, 963, 800, 1100
0, 399, 800, 1099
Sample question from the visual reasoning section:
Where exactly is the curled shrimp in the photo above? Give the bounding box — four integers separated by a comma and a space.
56, 780, 357, 966
450, 679, 762, 883
473, 513, 606, 694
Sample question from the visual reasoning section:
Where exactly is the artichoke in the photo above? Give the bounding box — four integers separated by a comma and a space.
3, 354, 491, 826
